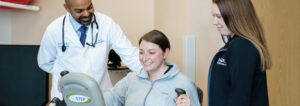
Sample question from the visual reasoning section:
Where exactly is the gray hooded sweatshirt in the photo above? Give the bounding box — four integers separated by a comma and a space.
104, 62, 201, 106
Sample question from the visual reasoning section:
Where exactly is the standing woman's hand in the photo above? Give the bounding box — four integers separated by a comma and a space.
175, 94, 191, 106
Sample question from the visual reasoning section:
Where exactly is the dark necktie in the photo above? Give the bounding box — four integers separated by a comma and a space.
79, 26, 87, 47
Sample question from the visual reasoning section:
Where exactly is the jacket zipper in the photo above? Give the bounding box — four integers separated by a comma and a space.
143, 82, 154, 106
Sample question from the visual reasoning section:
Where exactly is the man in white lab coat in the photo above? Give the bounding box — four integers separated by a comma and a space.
37, 0, 142, 100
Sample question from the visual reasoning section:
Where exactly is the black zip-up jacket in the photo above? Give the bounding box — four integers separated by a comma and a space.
208, 36, 269, 106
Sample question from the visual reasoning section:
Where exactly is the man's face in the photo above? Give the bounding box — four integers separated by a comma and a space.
64, 0, 95, 26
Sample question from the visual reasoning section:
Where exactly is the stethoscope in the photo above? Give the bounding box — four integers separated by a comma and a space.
61, 14, 99, 52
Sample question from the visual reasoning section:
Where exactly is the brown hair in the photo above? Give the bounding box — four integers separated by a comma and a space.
139, 30, 171, 52
213, 0, 271, 71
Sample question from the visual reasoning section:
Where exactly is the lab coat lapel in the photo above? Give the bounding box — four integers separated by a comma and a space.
65, 14, 85, 48
85, 25, 92, 46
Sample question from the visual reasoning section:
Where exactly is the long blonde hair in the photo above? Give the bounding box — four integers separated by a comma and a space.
213, 0, 271, 71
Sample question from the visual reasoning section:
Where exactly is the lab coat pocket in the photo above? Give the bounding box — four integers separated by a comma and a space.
57, 42, 70, 52
56, 41, 80, 55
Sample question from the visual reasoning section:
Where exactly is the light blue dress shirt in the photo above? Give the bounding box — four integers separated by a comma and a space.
69, 14, 88, 38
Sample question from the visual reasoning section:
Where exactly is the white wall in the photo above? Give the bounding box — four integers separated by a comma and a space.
10, 0, 65, 45
154, 0, 187, 71
94, 0, 154, 46
6, 0, 154, 45
186, 0, 221, 106
0, 10, 11, 44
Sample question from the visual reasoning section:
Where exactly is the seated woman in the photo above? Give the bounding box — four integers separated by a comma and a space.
104, 30, 200, 106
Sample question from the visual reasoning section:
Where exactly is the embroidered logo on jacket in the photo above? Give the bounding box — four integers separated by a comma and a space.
58, 42, 70, 50
217, 58, 227, 66
95, 39, 104, 44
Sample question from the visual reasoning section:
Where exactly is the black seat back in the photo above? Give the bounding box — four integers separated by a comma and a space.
197, 87, 203, 105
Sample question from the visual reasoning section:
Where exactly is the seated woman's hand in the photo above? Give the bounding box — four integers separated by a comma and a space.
175, 94, 191, 106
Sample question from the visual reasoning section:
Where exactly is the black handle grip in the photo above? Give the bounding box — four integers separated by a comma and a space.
60, 70, 69, 77
175, 88, 186, 96
50, 97, 66, 106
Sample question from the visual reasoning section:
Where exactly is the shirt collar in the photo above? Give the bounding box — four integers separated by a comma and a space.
136, 62, 179, 80
69, 14, 83, 31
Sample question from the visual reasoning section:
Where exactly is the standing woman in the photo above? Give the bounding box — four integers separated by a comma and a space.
208, 0, 272, 106
176, 0, 271, 105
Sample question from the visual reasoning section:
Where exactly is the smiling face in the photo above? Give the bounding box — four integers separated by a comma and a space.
211, 3, 233, 36
64, 0, 95, 26
139, 40, 169, 73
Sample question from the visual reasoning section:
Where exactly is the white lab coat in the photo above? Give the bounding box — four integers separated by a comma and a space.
37, 12, 142, 100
